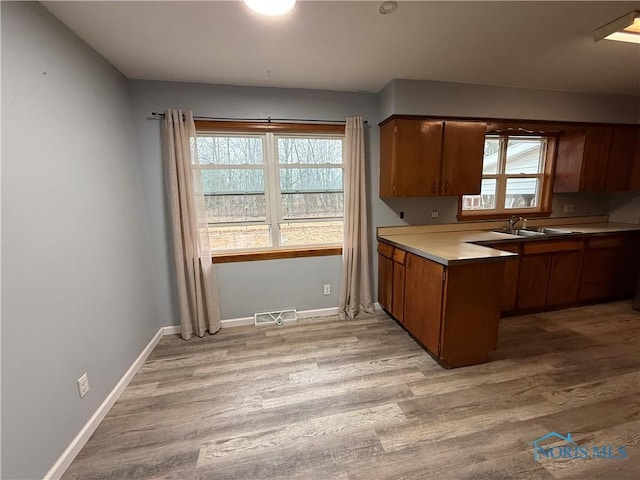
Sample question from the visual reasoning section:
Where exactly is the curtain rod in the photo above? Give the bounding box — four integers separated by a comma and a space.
150, 112, 367, 125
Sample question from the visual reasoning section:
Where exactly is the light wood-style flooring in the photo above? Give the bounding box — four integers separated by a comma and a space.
62, 301, 640, 479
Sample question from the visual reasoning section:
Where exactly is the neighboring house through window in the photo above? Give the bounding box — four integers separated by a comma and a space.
194, 122, 344, 252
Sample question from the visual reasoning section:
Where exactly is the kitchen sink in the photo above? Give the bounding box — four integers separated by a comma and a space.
492, 227, 574, 237
529, 227, 573, 235
492, 228, 545, 237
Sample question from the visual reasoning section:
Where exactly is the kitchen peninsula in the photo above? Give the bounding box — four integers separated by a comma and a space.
377, 215, 640, 368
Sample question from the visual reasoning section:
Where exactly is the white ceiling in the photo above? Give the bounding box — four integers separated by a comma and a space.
43, 1, 640, 96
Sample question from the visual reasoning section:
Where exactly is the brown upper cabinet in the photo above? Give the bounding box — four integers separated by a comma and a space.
628, 126, 640, 191
606, 126, 639, 191
379, 118, 486, 197
555, 125, 639, 193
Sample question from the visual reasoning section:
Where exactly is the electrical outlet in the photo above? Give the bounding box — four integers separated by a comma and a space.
323, 284, 331, 296
431, 209, 439, 219
563, 203, 574, 213
77, 373, 90, 398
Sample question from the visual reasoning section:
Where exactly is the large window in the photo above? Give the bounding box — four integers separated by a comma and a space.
461, 135, 551, 217
195, 129, 344, 252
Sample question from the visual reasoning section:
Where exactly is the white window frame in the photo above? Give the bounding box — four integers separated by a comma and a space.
195, 131, 345, 252
461, 135, 548, 216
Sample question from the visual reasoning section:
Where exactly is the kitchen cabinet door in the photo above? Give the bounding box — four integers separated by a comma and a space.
580, 233, 640, 301
606, 126, 638, 191
404, 253, 444, 355
484, 242, 520, 312
517, 254, 551, 310
440, 121, 486, 196
379, 119, 442, 197
580, 127, 612, 191
439, 261, 503, 367
547, 250, 582, 306
377, 245, 394, 311
391, 248, 407, 322
555, 127, 612, 193
629, 126, 640, 191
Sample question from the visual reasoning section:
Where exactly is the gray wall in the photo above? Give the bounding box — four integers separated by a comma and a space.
385, 79, 640, 124
1, 3, 159, 479
609, 193, 640, 224
128, 80, 388, 322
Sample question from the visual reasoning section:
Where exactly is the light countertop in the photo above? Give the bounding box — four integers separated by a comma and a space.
377, 222, 640, 266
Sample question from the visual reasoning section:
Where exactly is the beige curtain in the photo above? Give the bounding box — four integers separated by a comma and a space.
162, 109, 221, 339
338, 116, 374, 319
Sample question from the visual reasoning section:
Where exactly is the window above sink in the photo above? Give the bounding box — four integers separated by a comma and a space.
459, 134, 556, 220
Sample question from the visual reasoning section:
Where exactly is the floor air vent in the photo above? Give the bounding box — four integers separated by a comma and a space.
254, 309, 297, 326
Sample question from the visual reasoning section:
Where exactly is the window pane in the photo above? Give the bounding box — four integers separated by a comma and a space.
196, 136, 263, 165
505, 178, 539, 209
204, 194, 266, 223
207, 225, 271, 250
482, 138, 500, 174
280, 221, 343, 246
280, 168, 342, 192
278, 137, 343, 164
281, 192, 343, 220
461, 179, 496, 210
505, 138, 545, 174
200, 169, 264, 194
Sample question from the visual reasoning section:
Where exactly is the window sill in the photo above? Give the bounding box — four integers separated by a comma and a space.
457, 211, 552, 221
211, 245, 342, 264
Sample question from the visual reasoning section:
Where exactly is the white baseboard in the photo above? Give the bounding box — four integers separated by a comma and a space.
220, 315, 254, 328
297, 306, 339, 319
43, 328, 165, 480
160, 325, 181, 336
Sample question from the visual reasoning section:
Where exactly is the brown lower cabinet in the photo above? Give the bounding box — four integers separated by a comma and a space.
377, 243, 393, 312
402, 251, 504, 368
391, 248, 406, 322
579, 233, 640, 302
377, 242, 406, 322
483, 242, 520, 311
378, 231, 640, 367
516, 238, 583, 310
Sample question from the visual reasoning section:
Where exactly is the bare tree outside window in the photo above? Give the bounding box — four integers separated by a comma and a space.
195, 133, 344, 250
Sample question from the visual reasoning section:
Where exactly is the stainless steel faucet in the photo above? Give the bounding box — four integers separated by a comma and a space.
508, 216, 524, 230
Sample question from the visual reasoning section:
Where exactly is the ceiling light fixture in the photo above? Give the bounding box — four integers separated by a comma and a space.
242, 0, 296, 17
594, 10, 640, 44
379, 1, 397, 15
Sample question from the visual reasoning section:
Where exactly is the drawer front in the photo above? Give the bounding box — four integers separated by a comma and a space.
377, 242, 394, 259
392, 248, 407, 265
586, 235, 626, 249
523, 239, 583, 255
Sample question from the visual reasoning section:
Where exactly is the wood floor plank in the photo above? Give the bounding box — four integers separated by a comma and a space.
61, 300, 640, 480
408, 358, 557, 397
541, 371, 640, 407
197, 403, 406, 467
195, 430, 384, 480
261, 367, 426, 409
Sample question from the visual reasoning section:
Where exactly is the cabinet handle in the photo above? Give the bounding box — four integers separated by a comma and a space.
444, 181, 449, 193
432, 182, 437, 193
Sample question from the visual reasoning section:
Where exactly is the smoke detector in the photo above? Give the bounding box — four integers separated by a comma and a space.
379, 1, 398, 15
